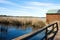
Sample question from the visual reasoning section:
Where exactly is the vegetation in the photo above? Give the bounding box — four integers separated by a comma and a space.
32, 21, 46, 28
0, 17, 46, 28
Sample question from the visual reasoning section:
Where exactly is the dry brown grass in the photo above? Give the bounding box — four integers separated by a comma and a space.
0, 17, 46, 27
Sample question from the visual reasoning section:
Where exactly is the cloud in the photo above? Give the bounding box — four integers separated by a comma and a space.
28, 2, 53, 6
0, 1, 60, 9
25, 2, 60, 17
0, 0, 6, 1
0, 1, 60, 17
26, 2, 60, 11
0, 0, 23, 8
0, 0, 34, 10
0, 7, 33, 16
28, 2, 60, 6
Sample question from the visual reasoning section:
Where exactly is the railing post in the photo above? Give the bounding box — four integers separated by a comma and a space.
45, 27, 48, 40
56, 23, 58, 31
52, 24, 54, 31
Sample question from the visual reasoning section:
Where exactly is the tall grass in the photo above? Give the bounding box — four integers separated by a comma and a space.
0, 17, 9, 24
32, 21, 46, 28
0, 17, 46, 28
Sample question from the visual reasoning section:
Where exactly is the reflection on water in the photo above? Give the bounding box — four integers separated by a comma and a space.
0, 24, 41, 40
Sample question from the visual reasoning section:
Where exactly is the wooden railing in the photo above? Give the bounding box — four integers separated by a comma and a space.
13, 22, 58, 40
42, 22, 58, 40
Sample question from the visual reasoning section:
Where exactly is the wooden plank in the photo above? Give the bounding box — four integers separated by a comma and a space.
12, 22, 58, 40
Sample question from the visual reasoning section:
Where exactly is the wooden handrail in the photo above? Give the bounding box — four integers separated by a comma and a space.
13, 22, 58, 40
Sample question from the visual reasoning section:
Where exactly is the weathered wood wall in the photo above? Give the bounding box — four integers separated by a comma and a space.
46, 13, 60, 24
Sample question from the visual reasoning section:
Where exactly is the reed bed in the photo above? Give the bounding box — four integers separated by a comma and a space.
0, 17, 46, 28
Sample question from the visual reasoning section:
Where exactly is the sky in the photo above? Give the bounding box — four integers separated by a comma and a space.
0, 0, 60, 17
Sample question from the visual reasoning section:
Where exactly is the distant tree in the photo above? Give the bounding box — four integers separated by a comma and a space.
0, 15, 7, 17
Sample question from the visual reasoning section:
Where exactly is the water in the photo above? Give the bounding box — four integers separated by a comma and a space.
0, 24, 33, 40
0, 24, 45, 40
28, 31, 45, 40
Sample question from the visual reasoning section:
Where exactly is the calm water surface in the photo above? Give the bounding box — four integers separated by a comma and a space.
0, 24, 45, 40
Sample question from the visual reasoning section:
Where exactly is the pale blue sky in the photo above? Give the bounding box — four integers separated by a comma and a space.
0, 0, 60, 17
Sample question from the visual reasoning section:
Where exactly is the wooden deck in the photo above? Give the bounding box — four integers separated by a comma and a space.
12, 30, 40, 40
13, 22, 59, 40
54, 27, 60, 40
